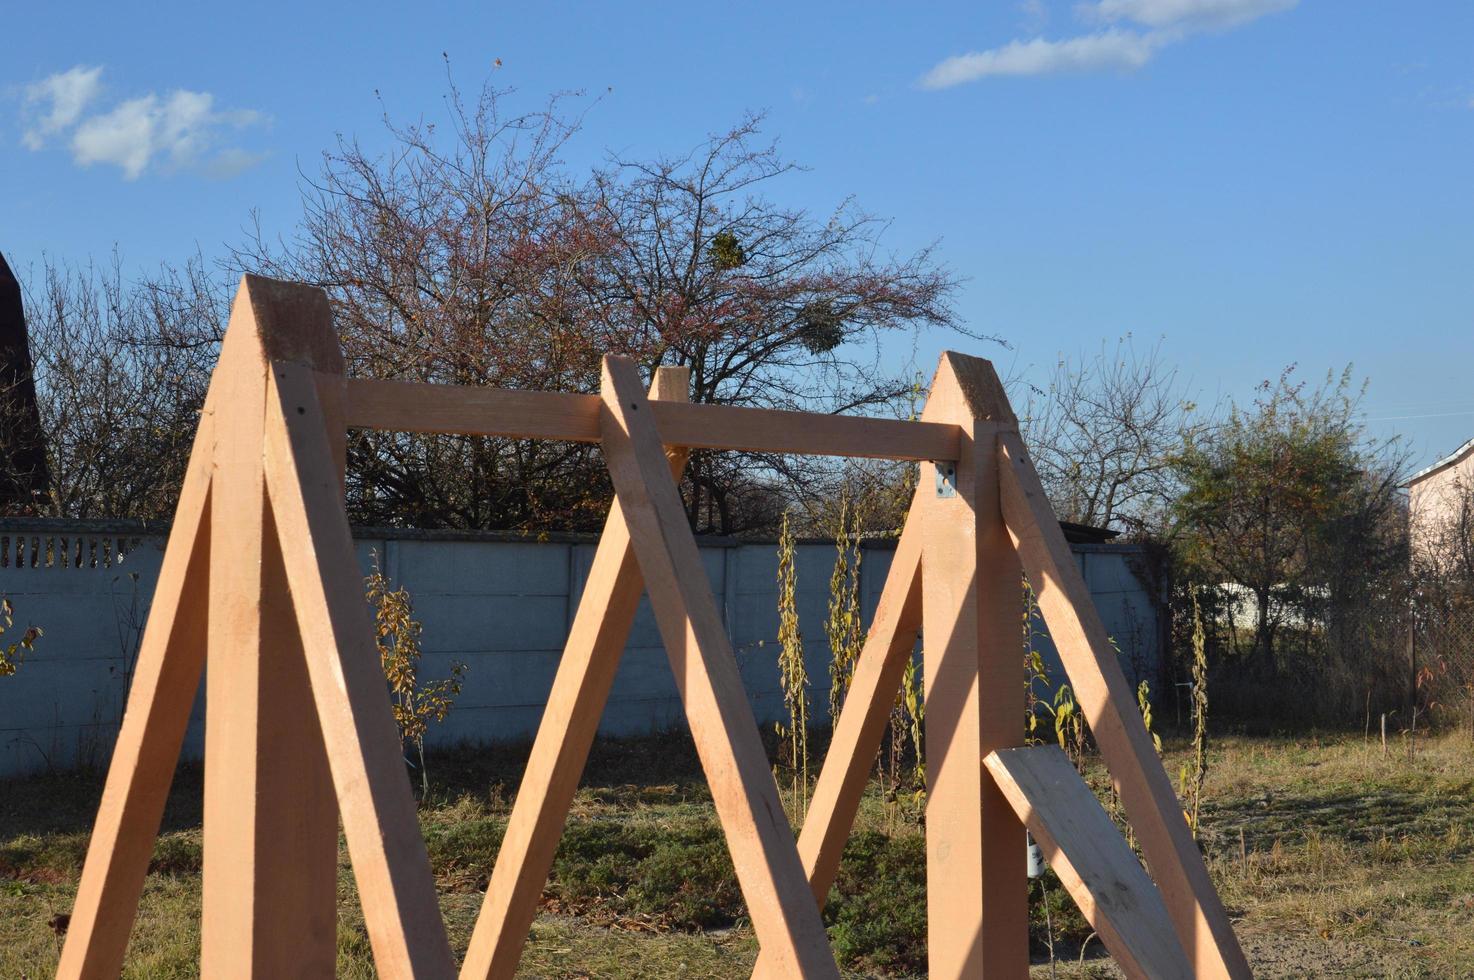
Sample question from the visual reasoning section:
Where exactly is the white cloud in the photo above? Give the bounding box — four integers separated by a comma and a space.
72, 97, 154, 177
21, 65, 103, 149
1088, 0, 1298, 31
1018, 0, 1050, 33
922, 0, 1296, 89
922, 30, 1163, 87
203, 146, 270, 179
16, 64, 266, 179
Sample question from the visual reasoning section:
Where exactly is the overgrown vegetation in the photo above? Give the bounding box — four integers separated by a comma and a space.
773, 511, 810, 819
824, 491, 866, 722
6, 731, 1474, 976
366, 552, 466, 796
1171, 366, 1408, 717
1180, 587, 1211, 836
1017, 341, 1442, 736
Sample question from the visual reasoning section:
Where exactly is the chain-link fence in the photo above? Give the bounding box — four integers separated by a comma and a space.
1412, 588, 1474, 731
1164, 580, 1417, 729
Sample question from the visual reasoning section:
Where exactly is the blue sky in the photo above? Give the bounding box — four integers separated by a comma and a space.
3, 0, 1472, 469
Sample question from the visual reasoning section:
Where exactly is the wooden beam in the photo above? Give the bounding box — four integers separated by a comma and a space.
460, 367, 691, 980
985, 746, 1193, 980
599, 354, 839, 979
199, 276, 340, 978
920, 352, 1029, 978
344, 377, 960, 461
58, 405, 216, 980
749, 484, 926, 980
998, 431, 1251, 979
264, 360, 456, 980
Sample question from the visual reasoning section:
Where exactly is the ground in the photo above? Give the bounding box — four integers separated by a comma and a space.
3, 729, 1472, 978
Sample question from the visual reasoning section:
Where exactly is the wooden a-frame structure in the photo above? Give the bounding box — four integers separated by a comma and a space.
57, 275, 1251, 979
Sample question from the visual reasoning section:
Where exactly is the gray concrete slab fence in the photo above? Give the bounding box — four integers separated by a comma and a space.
0, 520, 1163, 780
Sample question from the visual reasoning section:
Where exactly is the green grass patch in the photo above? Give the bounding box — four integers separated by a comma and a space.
4, 729, 1474, 976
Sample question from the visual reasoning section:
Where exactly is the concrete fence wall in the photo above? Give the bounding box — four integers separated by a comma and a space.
0, 520, 1163, 780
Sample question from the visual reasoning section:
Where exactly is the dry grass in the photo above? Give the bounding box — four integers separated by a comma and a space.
3, 730, 1473, 977
1196, 732, 1474, 977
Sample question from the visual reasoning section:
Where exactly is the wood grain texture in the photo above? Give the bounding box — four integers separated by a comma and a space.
345, 377, 959, 461
460, 367, 691, 980
918, 352, 1030, 979
998, 431, 1250, 979
201, 275, 339, 978
599, 355, 839, 979
264, 360, 455, 980
57, 404, 216, 980
986, 747, 1193, 980
237, 273, 343, 373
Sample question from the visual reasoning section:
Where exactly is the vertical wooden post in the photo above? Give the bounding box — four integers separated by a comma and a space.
201, 277, 342, 978
920, 352, 1028, 978
265, 359, 457, 977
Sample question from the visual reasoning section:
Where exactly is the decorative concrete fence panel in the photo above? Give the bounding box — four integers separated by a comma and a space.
0, 521, 1159, 779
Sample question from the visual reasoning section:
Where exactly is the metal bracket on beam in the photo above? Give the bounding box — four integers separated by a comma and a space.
934, 461, 957, 498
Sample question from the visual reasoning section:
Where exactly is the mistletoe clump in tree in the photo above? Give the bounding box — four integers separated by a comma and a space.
236, 69, 981, 535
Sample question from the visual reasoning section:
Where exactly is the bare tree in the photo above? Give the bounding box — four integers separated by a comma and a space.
1021, 337, 1198, 535
17, 70, 974, 534
236, 70, 975, 534
3, 254, 221, 520
234, 70, 611, 530
571, 114, 972, 531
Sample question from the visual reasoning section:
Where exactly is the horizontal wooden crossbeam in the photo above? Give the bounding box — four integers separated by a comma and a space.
344, 378, 961, 461
61, 273, 1247, 980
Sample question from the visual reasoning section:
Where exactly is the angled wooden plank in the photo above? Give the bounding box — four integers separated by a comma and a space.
264, 360, 455, 980
599, 354, 839, 979
58, 406, 216, 980
750, 485, 925, 980
344, 377, 961, 462
986, 747, 1193, 980
919, 352, 1029, 978
202, 275, 338, 978
998, 430, 1251, 979
460, 366, 691, 980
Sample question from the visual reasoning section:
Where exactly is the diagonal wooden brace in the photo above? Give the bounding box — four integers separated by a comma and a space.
201, 277, 340, 978
599, 354, 840, 979
998, 430, 1251, 979
987, 746, 1193, 980
57, 402, 216, 980
460, 367, 691, 980
264, 360, 456, 980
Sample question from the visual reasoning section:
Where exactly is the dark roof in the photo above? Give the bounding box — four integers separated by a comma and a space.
1058, 520, 1121, 544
